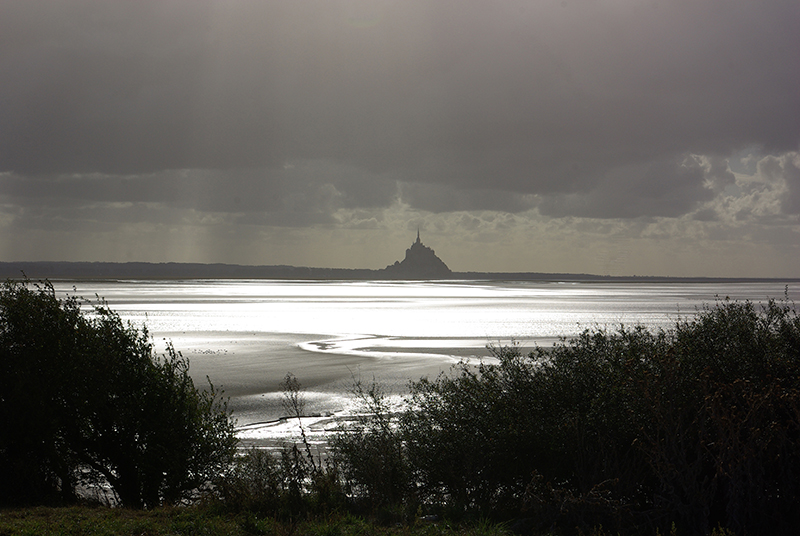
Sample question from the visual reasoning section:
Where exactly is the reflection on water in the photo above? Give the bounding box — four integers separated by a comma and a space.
53, 279, 798, 426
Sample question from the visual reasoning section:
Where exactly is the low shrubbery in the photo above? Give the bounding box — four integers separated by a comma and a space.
0, 280, 237, 508
330, 296, 800, 535
5, 278, 798, 536
212, 374, 348, 522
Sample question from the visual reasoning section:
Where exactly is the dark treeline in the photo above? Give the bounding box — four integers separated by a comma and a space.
0, 280, 237, 508
0, 261, 378, 280
2, 279, 799, 535
1, 260, 796, 282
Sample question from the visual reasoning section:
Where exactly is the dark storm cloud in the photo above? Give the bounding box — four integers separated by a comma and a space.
538, 155, 714, 219
397, 182, 533, 213
0, 164, 396, 223
1, 0, 799, 219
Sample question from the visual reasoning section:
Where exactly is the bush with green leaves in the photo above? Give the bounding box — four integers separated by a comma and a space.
333, 296, 800, 535
331, 378, 409, 514
214, 445, 347, 520
0, 279, 237, 508
214, 374, 347, 520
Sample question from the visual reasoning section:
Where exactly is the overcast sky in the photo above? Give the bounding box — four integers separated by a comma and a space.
1, 0, 799, 277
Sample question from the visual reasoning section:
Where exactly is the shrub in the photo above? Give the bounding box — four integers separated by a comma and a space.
331, 378, 409, 514
0, 279, 237, 508
332, 296, 800, 535
214, 375, 347, 520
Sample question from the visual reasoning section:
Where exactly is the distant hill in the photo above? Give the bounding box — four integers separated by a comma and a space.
1, 232, 797, 283
382, 231, 451, 279
0, 260, 795, 284
0, 261, 377, 281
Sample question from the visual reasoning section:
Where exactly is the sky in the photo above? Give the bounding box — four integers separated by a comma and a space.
1, 0, 799, 277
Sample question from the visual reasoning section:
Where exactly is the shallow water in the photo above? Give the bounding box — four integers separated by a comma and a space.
53, 279, 798, 427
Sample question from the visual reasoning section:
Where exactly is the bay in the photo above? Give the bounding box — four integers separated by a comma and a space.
53, 279, 798, 428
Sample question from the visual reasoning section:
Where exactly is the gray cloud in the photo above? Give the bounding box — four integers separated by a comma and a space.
758, 154, 800, 215
537, 155, 713, 219
397, 182, 534, 213
3, 2, 798, 180
0, 162, 397, 224
1, 0, 799, 274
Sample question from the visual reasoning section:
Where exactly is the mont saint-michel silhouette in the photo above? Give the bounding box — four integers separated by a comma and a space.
382, 230, 452, 279
2, 232, 776, 282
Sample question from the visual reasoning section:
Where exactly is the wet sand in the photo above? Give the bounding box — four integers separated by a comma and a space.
54, 278, 799, 444
155, 330, 495, 427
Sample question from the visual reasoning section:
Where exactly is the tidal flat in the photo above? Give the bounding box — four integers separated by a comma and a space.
53, 279, 799, 431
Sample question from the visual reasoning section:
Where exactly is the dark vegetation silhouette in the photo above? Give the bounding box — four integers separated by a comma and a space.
382, 230, 452, 279
329, 295, 800, 534
0, 280, 237, 508
4, 277, 799, 535
215, 295, 800, 535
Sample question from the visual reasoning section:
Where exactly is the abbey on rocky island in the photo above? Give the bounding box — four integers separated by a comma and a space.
382, 230, 452, 279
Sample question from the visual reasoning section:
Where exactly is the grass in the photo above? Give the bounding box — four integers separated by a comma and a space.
0, 506, 515, 536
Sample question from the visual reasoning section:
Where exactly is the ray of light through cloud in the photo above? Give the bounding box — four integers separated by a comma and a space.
0, 0, 798, 277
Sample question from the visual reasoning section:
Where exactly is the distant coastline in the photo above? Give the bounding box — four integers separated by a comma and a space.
0, 260, 796, 284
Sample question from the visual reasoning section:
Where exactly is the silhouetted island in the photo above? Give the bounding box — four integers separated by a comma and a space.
382, 230, 451, 279
1, 234, 797, 283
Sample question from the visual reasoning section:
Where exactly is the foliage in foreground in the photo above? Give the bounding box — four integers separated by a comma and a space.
4, 278, 798, 536
213, 374, 348, 522
0, 505, 516, 536
0, 280, 237, 508
331, 296, 800, 535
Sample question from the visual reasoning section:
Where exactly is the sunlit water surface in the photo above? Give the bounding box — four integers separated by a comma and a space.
53, 280, 798, 431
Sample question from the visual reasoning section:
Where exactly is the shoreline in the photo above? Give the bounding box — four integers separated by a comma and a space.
3, 260, 797, 282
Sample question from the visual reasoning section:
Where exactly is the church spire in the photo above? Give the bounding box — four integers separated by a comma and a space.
416, 228, 421, 244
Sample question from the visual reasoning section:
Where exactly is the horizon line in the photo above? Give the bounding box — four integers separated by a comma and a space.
0, 260, 797, 282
